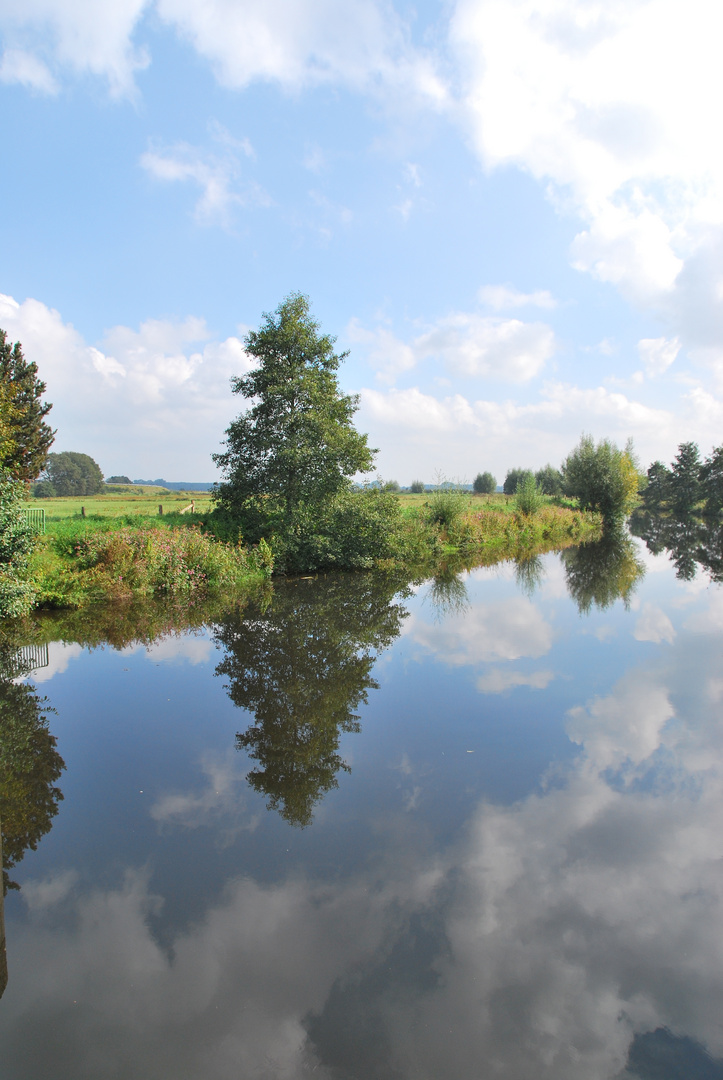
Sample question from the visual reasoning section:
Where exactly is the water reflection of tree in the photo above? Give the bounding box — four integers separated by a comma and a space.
0, 674, 65, 896
631, 510, 723, 583
514, 554, 545, 598
214, 574, 410, 827
562, 529, 646, 614
427, 564, 470, 619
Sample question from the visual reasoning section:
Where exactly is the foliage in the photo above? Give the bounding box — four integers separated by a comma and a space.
562, 434, 640, 522
473, 471, 496, 495
0, 673, 64, 893
450, 503, 601, 554
669, 441, 702, 514
409, 480, 425, 494
106, 475, 132, 485
562, 528, 645, 613
214, 573, 409, 827
0, 329, 54, 482
214, 293, 375, 521
263, 488, 404, 574
503, 468, 533, 496
0, 476, 37, 618
535, 464, 563, 495
34, 524, 272, 608
702, 445, 723, 517
426, 483, 468, 530
42, 451, 104, 496
642, 460, 671, 511
381, 479, 400, 492
31, 480, 56, 498
515, 473, 544, 516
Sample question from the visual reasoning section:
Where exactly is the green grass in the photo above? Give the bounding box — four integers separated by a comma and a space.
28, 489, 214, 521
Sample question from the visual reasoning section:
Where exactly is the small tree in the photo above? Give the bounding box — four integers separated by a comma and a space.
43, 452, 104, 496
0, 330, 54, 482
535, 464, 563, 495
473, 471, 496, 494
106, 475, 132, 485
410, 480, 425, 494
515, 473, 543, 515
504, 468, 533, 495
562, 434, 639, 522
214, 293, 375, 523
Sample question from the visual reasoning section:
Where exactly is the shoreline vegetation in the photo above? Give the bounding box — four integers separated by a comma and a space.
18, 488, 602, 613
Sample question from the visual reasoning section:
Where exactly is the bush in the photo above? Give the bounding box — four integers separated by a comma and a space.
409, 480, 425, 494
562, 435, 640, 522
106, 475, 132, 485
426, 484, 467, 531
0, 476, 37, 617
515, 474, 543, 515
473, 471, 496, 494
270, 488, 404, 573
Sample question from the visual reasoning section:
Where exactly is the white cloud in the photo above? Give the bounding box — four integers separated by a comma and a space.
0, 0, 150, 97
478, 285, 556, 310
140, 126, 266, 226
350, 311, 555, 383
156, 0, 447, 104
151, 749, 259, 842
634, 603, 676, 645
405, 597, 553, 666
476, 667, 554, 693
638, 335, 680, 377
0, 292, 254, 478
448, 0, 723, 328
0, 47, 57, 92
29, 641, 85, 683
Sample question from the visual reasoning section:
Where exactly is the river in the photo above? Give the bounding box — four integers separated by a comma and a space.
1, 529, 723, 1079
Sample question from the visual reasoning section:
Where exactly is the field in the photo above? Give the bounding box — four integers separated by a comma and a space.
27, 486, 214, 522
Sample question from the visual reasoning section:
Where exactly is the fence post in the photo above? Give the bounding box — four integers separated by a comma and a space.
81, 506, 86, 518
159, 504, 163, 515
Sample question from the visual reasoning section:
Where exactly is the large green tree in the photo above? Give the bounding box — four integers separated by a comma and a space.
0, 330, 54, 482
42, 451, 104, 496
213, 293, 375, 520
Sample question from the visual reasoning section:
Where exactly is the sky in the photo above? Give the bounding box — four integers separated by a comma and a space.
1, 0, 722, 485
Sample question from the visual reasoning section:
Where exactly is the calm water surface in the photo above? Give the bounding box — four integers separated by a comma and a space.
2, 534, 723, 1079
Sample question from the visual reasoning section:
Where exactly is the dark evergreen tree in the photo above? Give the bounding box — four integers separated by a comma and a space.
642, 460, 671, 511
669, 441, 702, 514
701, 446, 723, 517
214, 293, 375, 522
0, 330, 54, 482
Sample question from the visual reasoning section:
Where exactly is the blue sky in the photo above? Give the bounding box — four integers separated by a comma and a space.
1, 0, 721, 484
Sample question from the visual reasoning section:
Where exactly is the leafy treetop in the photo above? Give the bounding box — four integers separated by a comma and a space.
213, 293, 375, 519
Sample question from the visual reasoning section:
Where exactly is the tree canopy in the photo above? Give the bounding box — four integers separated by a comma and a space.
40, 452, 104, 496
473, 471, 496, 494
562, 435, 639, 522
503, 468, 533, 496
214, 293, 375, 520
0, 330, 54, 482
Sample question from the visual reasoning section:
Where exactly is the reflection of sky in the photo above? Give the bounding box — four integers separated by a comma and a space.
4, 551, 723, 1077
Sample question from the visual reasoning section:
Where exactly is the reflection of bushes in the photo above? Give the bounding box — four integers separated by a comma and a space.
562, 529, 645, 614
0, 677, 64, 893
215, 573, 410, 827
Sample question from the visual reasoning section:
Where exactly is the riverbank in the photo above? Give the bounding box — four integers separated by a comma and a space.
20, 492, 602, 612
